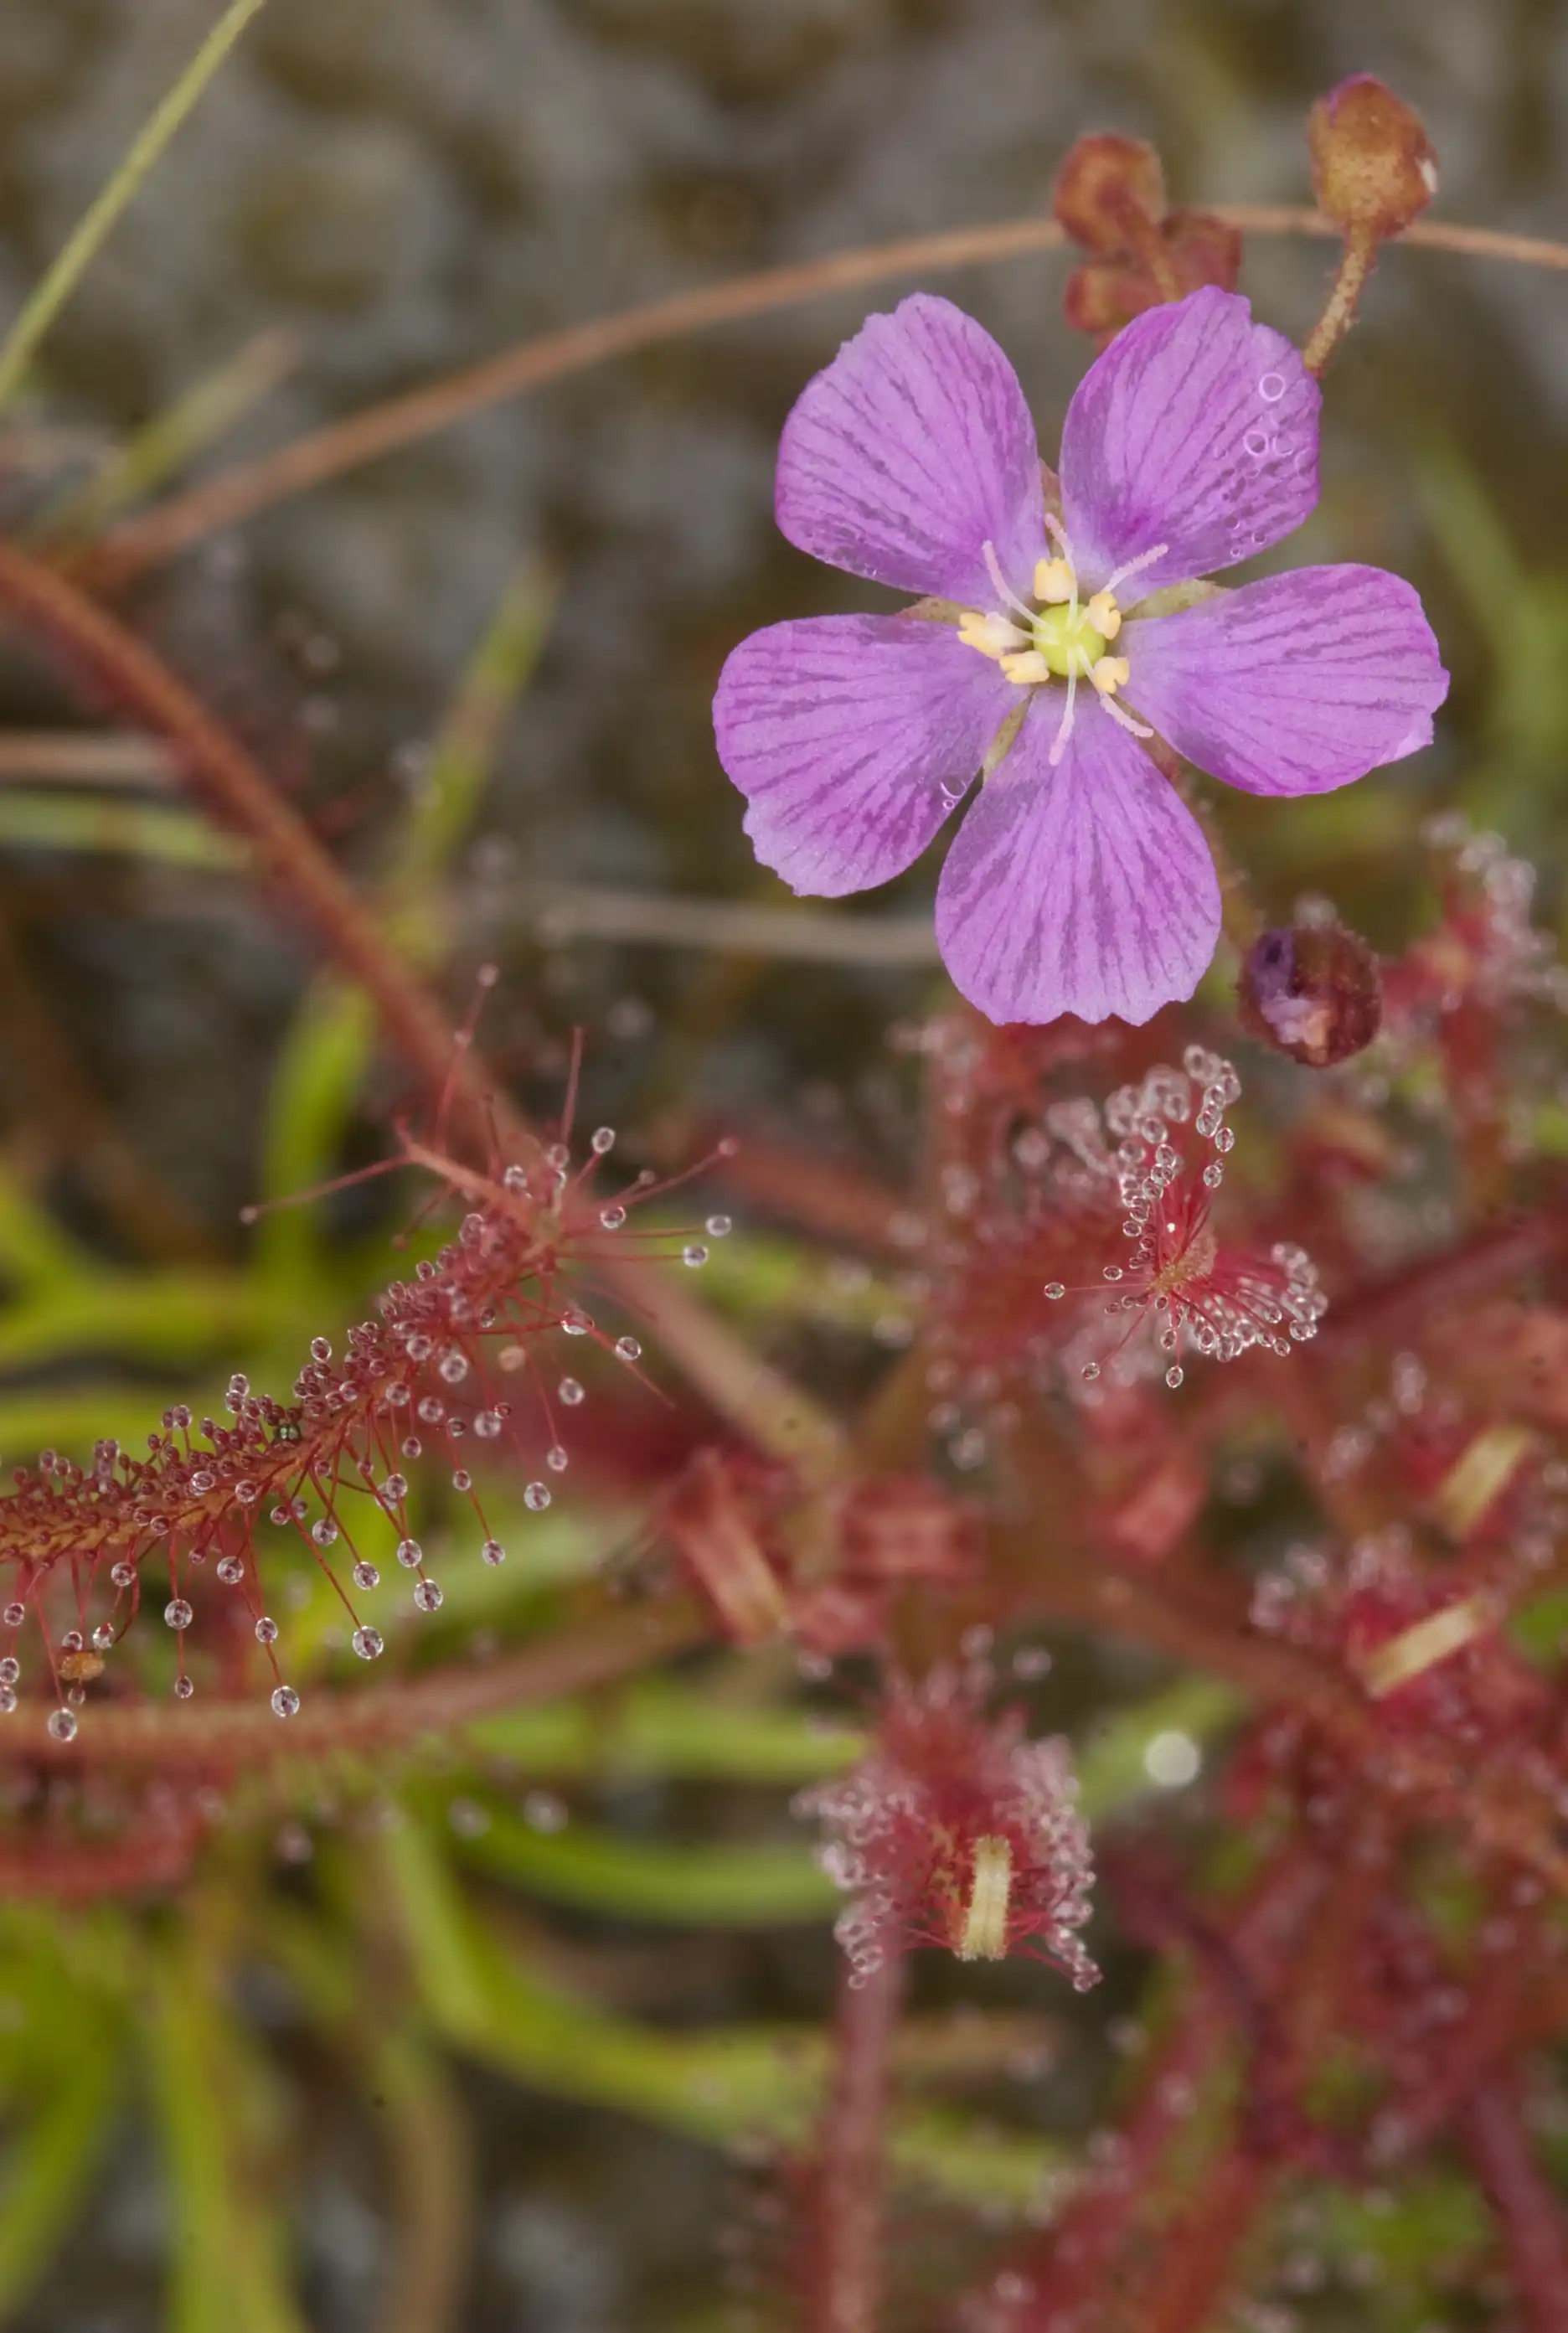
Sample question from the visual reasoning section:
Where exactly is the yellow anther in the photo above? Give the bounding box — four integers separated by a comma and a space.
957, 1835, 1013, 1961
1034, 557, 1075, 603
1091, 655, 1131, 694
1355, 1595, 1493, 1700
957, 610, 1027, 663
1000, 649, 1052, 686
1085, 590, 1122, 639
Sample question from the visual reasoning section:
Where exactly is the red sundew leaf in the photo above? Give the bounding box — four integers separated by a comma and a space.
0, 1114, 706, 1738
801, 1668, 1098, 1990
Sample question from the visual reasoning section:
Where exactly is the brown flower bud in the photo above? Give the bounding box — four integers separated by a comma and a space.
1308, 75, 1438, 242
1238, 924, 1383, 1067
1162, 209, 1244, 296
1053, 134, 1165, 254
1062, 260, 1150, 340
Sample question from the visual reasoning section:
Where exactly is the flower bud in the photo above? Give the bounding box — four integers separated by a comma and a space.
1161, 208, 1244, 296
1308, 75, 1438, 242
1052, 134, 1164, 253
1062, 259, 1150, 340
1238, 924, 1383, 1067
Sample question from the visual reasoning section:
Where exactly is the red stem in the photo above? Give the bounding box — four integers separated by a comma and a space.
27, 1594, 704, 1771
1460, 2078, 1568, 2333
808, 1951, 905, 2333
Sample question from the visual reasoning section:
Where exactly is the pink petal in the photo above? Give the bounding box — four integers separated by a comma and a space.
936, 699, 1221, 1026
776, 295, 1047, 606
1123, 564, 1449, 796
714, 614, 1015, 896
1060, 287, 1320, 596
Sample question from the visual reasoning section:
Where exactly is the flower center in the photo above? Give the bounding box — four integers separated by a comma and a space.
1031, 597, 1111, 677
1151, 1221, 1218, 1298
955, 554, 1129, 699
954, 528, 1172, 767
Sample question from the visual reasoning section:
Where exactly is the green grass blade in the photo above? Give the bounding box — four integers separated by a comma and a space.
35, 328, 298, 545
451, 1802, 835, 1925
0, 0, 271, 409
143, 1958, 307, 2333
384, 554, 557, 935
0, 791, 243, 869
0, 2048, 120, 2311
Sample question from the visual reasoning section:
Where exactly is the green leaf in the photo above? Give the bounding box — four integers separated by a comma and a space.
0, 1170, 91, 1292
1075, 1674, 1245, 1820
450, 1801, 835, 1925
142, 1957, 307, 2333
0, 2047, 120, 2312
467, 1674, 866, 1783
381, 1822, 1062, 2212
383, 555, 557, 933
0, 792, 243, 868
0, 1271, 275, 1373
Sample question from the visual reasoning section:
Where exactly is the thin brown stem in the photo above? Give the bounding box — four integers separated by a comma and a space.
18, 1592, 705, 1770
1302, 227, 1380, 374
0, 539, 839, 1466
809, 1950, 905, 2333
80, 206, 1568, 583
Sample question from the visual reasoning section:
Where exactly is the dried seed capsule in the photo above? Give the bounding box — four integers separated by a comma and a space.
1238, 924, 1382, 1066
1308, 75, 1438, 242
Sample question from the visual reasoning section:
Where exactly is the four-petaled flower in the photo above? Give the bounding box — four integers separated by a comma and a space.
714, 286, 1448, 1027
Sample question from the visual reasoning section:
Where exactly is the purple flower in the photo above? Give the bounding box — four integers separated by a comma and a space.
713, 286, 1448, 1026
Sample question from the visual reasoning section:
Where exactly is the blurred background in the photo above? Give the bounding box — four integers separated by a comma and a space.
0, 1, 1563, 2326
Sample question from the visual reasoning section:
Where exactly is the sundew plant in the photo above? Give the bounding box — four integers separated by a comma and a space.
0, 16, 1565, 2333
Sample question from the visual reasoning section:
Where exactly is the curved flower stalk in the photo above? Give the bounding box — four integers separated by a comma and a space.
0, 1117, 714, 1740
714, 286, 1447, 1026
